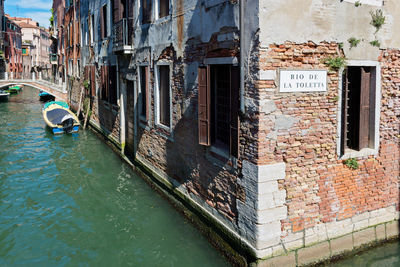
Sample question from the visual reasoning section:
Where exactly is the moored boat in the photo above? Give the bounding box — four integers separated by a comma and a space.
42, 101, 80, 134
7, 85, 22, 94
0, 89, 9, 101
39, 90, 55, 102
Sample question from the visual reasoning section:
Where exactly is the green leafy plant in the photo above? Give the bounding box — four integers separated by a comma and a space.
348, 37, 361, 48
338, 42, 344, 50
355, 1, 361, 7
83, 79, 90, 90
323, 56, 346, 71
49, 8, 54, 29
370, 9, 386, 32
344, 158, 359, 170
369, 40, 381, 47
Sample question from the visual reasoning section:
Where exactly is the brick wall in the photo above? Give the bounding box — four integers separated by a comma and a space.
256, 41, 400, 247
133, 29, 248, 222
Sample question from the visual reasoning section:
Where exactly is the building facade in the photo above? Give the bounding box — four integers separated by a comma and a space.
4, 16, 22, 79
58, 0, 400, 265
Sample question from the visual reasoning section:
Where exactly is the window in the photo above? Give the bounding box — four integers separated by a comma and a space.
101, 4, 108, 39
198, 64, 239, 158
159, 0, 169, 18
90, 14, 95, 44
109, 66, 118, 105
340, 63, 379, 157
141, 0, 152, 24
139, 66, 149, 121
156, 65, 170, 127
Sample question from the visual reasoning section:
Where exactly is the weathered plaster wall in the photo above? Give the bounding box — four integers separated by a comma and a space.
259, 0, 400, 57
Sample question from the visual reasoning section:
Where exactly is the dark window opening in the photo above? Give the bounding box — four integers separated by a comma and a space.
141, 0, 152, 24
341, 66, 376, 154
101, 4, 108, 39
210, 65, 231, 152
139, 66, 147, 118
109, 66, 118, 105
159, 0, 169, 18
158, 65, 170, 127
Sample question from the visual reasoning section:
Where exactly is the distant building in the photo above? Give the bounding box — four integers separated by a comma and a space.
21, 41, 34, 79
52, 0, 66, 86
12, 18, 51, 80
4, 15, 22, 79
0, 0, 6, 78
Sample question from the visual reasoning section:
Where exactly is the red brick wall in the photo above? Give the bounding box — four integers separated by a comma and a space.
258, 42, 400, 235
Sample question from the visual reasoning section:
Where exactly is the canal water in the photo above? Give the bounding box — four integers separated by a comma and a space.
0, 87, 230, 266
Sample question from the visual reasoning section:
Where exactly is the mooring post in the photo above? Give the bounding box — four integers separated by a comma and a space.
77, 86, 84, 118
83, 98, 90, 129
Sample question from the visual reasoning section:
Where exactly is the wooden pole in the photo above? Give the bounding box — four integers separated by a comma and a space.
83, 98, 91, 129
77, 86, 84, 117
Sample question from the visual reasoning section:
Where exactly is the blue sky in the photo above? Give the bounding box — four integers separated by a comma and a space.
5, 0, 52, 28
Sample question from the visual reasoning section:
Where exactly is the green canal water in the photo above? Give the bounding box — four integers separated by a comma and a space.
0, 87, 230, 266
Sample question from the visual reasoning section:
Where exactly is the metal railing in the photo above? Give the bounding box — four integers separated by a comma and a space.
112, 18, 133, 49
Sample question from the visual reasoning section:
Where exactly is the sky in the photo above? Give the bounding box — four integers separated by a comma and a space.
5, 0, 52, 28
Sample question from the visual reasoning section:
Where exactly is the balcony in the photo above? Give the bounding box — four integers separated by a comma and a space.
112, 18, 134, 54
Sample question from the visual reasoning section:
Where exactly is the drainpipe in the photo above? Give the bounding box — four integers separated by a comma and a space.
117, 56, 126, 153
239, 0, 245, 113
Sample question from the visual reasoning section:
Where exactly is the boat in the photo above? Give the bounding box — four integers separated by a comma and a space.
39, 90, 55, 102
0, 89, 9, 101
42, 101, 80, 134
7, 85, 22, 94
15, 84, 24, 89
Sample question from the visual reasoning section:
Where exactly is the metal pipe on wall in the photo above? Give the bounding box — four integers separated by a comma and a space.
240, 0, 245, 113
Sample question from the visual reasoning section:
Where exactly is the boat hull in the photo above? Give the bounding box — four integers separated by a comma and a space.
42, 101, 80, 135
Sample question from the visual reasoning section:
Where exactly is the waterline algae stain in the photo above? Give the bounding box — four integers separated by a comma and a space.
0, 87, 230, 266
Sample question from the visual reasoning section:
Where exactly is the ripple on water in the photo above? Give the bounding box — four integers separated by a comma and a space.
0, 87, 231, 267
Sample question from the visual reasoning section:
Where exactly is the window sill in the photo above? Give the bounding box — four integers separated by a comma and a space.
154, 15, 171, 25
155, 122, 171, 133
340, 147, 377, 160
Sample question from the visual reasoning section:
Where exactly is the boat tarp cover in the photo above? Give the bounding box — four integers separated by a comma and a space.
44, 101, 69, 110
46, 108, 75, 125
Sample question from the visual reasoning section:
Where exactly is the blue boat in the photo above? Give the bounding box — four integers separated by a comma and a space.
39, 90, 55, 102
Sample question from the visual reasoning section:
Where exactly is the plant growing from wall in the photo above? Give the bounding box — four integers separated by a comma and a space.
370, 9, 386, 33
370, 40, 381, 47
355, 1, 362, 7
344, 158, 359, 170
323, 56, 346, 71
83, 79, 90, 91
348, 37, 361, 48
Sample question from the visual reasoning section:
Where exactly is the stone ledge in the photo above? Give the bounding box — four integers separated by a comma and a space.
256, 220, 399, 267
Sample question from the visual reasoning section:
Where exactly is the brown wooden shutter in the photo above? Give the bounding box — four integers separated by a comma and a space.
359, 67, 371, 150
91, 65, 96, 97
340, 71, 349, 156
230, 66, 240, 158
198, 66, 210, 146
113, 0, 121, 23
145, 66, 150, 121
